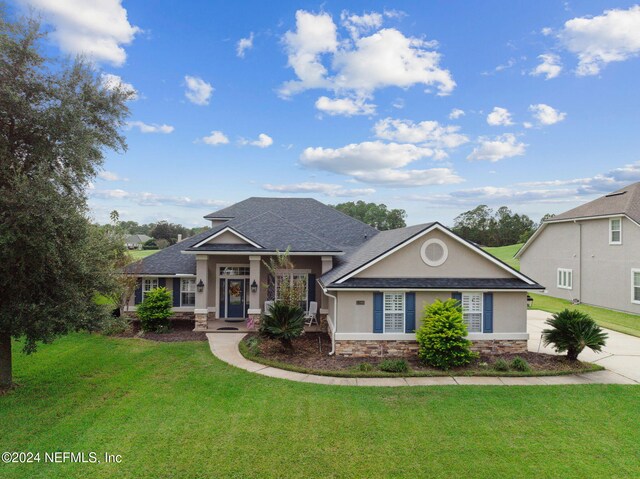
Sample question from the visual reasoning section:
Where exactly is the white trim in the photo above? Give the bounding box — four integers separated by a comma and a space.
335, 223, 535, 285
181, 250, 343, 256
141, 277, 159, 301
192, 227, 263, 249
557, 268, 573, 290
420, 238, 448, 267
383, 292, 405, 334
461, 292, 483, 333
216, 263, 250, 319
609, 217, 622, 245
319, 308, 329, 314
180, 277, 197, 307
194, 309, 208, 314
632, 269, 640, 305
334, 332, 529, 341
325, 287, 535, 293
248, 308, 262, 315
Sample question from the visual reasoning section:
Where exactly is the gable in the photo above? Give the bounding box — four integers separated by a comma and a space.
204, 230, 250, 245
353, 228, 516, 280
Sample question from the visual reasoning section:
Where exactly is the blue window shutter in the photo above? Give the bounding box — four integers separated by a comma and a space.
173, 278, 181, 307
134, 279, 142, 305
483, 293, 493, 333
405, 292, 416, 333
158, 278, 166, 288
373, 292, 383, 333
308, 274, 316, 303
451, 292, 462, 304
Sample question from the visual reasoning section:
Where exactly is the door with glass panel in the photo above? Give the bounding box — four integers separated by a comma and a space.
218, 266, 250, 319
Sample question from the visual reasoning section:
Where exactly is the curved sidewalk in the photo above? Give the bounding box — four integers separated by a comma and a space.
206, 333, 638, 387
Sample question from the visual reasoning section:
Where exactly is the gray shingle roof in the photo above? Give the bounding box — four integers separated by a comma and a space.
319, 223, 435, 285
551, 182, 640, 224
330, 277, 543, 290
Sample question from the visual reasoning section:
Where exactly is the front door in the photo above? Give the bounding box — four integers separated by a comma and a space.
226, 279, 245, 318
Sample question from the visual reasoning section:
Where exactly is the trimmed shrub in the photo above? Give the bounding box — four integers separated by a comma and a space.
379, 359, 409, 373
493, 358, 509, 372
542, 309, 608, 360
260, 301, 305, 350
136, 287, 172, 332
510, 357, 531, 372
416, 299, 478, 370
100, 315, 132, 336
244, 336, 261, 356
358, 362, 374, 372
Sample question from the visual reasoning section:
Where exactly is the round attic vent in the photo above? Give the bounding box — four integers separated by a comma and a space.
420, 238, 448, 267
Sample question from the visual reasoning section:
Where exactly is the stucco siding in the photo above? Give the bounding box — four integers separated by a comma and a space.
205, 230, 249, 245
356, 229, 512, 279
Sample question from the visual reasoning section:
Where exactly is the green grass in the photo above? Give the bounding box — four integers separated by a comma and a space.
483, 243, 523, 270
1, 334, 639, 478
530, 293, 640, 338
128, 250, 157, 260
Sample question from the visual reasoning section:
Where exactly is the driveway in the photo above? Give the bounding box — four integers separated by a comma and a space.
528, 310, 640, 384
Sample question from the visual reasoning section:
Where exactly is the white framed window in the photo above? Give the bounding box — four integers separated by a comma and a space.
461, 293, 483, 333
610, 218, 622, 245
632, 270, 640, 305
142, 277, 159, 300
383, 292, 405, 333
219, 266, 250, 276
275, 270, 309, 309
557, 268, 573, 290
181, 278, 196, 307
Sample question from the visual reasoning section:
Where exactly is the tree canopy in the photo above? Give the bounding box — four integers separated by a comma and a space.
0, 14, 131, 387
451, 205, 540, 246
333, 201, 407, 230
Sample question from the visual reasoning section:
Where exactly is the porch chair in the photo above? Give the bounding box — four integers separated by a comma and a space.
305, 301, 318, 326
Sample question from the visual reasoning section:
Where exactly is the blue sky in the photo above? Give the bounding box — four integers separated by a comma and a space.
12, 0, 640, 227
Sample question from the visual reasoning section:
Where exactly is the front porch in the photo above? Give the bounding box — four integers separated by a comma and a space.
200, 318, 325, 334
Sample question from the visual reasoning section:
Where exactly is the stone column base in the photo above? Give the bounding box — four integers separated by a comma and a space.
247, 314, 261, 331
194, 313, 208, 331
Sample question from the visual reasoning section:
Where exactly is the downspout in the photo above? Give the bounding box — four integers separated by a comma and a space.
322, 286, 338, 356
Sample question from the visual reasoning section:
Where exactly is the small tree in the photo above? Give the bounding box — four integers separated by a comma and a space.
542, 309, 607, 361
262, 248, 306, 308
136, 288, 173, 333
416, 299, 478, 370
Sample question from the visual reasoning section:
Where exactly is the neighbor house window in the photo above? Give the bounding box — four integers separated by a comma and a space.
181, 278, 196, 306
610, 218, 622, 244
275, 271, 309, 310
632, 270, 640, 304
461, 293, 483, 333
142, 277, 159, 300
557, 268, 573, 290
383, 293, 405, 333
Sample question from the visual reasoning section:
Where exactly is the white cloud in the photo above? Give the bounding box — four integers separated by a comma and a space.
201, 130, 229, 145
531, 53, 563, 80
529, 104, 567, 125
373, 118, 468, 149
559, 5, 640, 76
467, 134, 526, 162
448, 108, 465, 119
486, 107, 514, 126
263, 182, 375, 197
184, 75, 213, 105
392, 98, 405, 109
299, 140, 463, 186
315, 96, 376, 116
91, 189, 228, 208
237, 32, 254, 58
340, 11, 383, 39
280, 10, 455, 99
98, 171, 127, 181
127, 121, 174, 134
101, 73, 138, 100
240, 133, 273, 148
18, 0, 140, 66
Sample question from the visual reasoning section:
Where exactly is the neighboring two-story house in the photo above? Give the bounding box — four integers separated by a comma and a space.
517, 182, 640, 315
127, 197, 543, 357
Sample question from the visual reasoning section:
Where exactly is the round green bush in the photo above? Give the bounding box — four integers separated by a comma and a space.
136, 287, 172, 333
493, 358, 509, 372
510, 357, 531, 372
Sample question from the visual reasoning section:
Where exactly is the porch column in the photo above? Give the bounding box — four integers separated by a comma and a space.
248, 255, 262, 329
194, 254, 208, 330
320, 256, 334, 312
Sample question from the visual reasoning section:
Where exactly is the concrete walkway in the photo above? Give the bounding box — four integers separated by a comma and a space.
206, 325, 638, 386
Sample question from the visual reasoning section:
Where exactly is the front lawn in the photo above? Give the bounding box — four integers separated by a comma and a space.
1, 334, 639, 479
483, 243, 523, 270
128, 249, 157, 260
530, 293, 640, 338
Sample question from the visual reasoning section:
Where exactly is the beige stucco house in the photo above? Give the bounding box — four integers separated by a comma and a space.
127, 197, 543, 357
517, 182, 640, 315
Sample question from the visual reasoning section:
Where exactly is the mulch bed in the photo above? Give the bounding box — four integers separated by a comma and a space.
116, 320, 207, 342
246, 332, 593, 374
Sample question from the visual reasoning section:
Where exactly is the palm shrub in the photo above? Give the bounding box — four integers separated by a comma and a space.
260, 302, 305, 351
542, 309, 607, 361
136, 287, 172, 333
416, 299, 478, 370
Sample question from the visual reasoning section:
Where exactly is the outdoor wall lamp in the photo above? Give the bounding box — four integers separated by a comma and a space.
197, 279, 205, 293
251, 280, 258, 293
527, 295, 533, 308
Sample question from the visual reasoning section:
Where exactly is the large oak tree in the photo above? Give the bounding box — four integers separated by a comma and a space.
0, 14, 131, 388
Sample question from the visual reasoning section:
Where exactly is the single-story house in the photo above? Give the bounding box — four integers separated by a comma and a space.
125, 234, 152, 250
126, 197, 543, 357
517, 181, 640, 315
